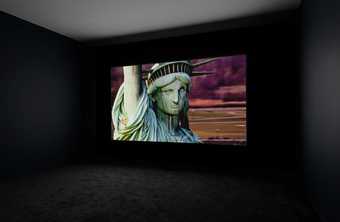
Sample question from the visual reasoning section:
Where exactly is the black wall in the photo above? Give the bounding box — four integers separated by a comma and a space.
301, 0, 340, 221
0, 8, 302, 171
93, 10, 300, 169
1, 4, 338, 220
0, 12, 83, 176
0, 9, 301, 174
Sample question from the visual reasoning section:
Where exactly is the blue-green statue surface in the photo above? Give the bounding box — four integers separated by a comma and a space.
112, 63, 200, 143
112, 60, 214, 143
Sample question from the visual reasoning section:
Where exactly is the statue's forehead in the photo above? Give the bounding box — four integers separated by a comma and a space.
161, 79, 187, 90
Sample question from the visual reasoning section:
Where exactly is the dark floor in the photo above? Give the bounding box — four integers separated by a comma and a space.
0, 165, 319, 222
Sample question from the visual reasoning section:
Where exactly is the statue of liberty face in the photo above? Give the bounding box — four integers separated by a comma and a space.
153, 79, 188, 115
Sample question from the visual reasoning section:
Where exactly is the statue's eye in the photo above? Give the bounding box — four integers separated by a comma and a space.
163, 89, 173, 93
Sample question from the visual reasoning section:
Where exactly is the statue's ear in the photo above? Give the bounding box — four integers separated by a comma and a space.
151, 88, 160, 103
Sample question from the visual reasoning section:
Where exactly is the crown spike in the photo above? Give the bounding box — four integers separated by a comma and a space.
190, 71, 215, 77
192, 58, 217, 67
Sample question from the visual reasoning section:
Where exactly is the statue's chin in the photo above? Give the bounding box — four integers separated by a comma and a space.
158, 107, 181, 116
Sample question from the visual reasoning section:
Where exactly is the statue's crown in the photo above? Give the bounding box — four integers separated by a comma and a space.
142, 58, 217, 86
147, 61, 191, 86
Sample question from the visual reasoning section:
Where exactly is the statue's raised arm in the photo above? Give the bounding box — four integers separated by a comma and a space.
113, 59, 216, 143
123, 65, 142, 118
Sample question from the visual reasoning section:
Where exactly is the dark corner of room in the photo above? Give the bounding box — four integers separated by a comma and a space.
0, 0, 339, 221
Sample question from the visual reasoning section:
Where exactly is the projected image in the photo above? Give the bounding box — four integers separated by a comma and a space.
111, 55, 246, 145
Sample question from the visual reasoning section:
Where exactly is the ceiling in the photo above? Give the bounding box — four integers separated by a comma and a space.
0, 0, 301, 42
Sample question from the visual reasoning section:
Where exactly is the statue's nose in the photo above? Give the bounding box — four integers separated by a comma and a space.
172, 91, 179, 104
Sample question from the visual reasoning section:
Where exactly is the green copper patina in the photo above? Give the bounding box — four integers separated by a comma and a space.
112, 59, 215, 143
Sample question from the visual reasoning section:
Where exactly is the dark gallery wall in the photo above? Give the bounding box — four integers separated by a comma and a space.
95, 11, 300, 169
301, 0, 340, 221
0, 9, 301, 175
0, 12, 84, 176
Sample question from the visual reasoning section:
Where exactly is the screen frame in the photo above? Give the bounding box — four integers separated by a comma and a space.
92, 9, 300, 168
109, 54, 248, 148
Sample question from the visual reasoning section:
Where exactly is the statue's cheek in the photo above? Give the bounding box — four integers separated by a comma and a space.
156, 95, 169, 111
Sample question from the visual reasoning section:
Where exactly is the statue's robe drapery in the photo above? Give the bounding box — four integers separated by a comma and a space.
112, 83, 200, 143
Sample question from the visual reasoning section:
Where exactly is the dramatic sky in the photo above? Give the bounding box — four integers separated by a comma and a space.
111, 54, 246, 108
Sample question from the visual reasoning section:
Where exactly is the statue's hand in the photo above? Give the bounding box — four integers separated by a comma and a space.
123, 65, 142, 119
123, 65, 141, 79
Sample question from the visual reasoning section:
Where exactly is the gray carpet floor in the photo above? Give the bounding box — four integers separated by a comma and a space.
0, 165, 318, 222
